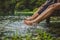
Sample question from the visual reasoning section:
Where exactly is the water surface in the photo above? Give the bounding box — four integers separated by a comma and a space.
0, 16, 60, 39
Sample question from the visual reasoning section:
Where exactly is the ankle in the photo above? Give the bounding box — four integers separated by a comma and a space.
32, 20, 39, 23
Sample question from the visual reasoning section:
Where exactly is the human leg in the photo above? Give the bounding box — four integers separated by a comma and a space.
25, 6, 43, 21
25, 4, 50, 21
25, 1, 50, 21
24, 3, 60, 25
24, 7, 54, 25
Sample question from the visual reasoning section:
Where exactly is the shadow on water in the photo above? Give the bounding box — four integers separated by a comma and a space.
46, 17, 60, 37
48, 22, 60, 37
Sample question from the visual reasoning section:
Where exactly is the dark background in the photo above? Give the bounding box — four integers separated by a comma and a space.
0, 0, 45, 16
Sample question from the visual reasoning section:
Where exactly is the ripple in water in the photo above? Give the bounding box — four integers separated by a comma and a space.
0, 16, 49, 37
3, 20, 32, 36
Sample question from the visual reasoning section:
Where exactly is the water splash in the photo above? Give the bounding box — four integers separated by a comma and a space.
0, 16, 49, 37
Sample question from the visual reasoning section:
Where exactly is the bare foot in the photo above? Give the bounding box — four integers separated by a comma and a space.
24, 20, 39, 26
24, 20, 33, 25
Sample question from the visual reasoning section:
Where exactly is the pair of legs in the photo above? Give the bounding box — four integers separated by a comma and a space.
24, 3, 60, 25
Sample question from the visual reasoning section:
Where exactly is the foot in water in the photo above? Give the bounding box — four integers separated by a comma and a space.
24, 20, 39, 26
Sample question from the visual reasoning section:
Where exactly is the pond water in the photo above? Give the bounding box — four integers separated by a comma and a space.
0, 16, 60, 39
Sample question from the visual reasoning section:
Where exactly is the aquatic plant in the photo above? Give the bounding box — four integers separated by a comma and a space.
2, 29, 58, 40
